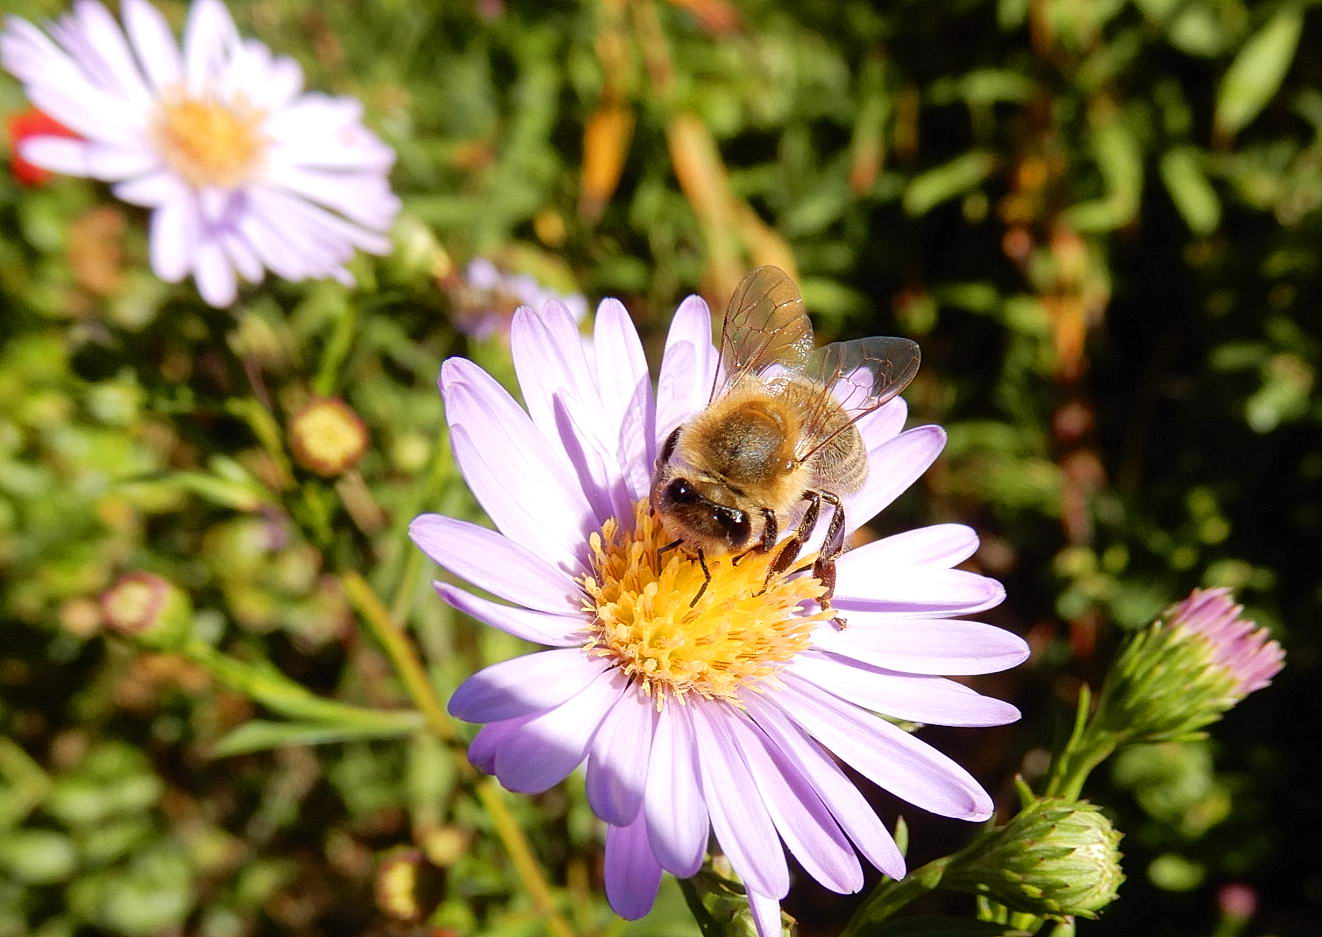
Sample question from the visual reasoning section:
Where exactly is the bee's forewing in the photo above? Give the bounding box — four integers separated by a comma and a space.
711, 266, 814, 402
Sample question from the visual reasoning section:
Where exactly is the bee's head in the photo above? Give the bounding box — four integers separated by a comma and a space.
651, 474, 752, 552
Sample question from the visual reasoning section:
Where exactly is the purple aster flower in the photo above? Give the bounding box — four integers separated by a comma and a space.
1, 0, 399, 306
452, 257, 588, 340
409, 295, 1028, 932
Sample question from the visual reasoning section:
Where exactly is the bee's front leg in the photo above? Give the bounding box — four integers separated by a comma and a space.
732, 508, 777, 567
761, 491, 821, 593
689, 548, 712, 607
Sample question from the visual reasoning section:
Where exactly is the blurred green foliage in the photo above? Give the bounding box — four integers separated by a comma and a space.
1, 0, 1318, 935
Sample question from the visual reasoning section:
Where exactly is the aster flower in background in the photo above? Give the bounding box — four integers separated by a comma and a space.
451, 257, 588, 340
0, 0, 399, 306
410, 294, 1029, 932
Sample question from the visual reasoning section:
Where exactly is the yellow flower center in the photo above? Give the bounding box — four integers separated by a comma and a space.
581, 501, 831, 705
156, 96, 265, 188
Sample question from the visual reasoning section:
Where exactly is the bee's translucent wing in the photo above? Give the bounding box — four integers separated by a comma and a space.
710, 266, 815, 402
794, 336, 921, 462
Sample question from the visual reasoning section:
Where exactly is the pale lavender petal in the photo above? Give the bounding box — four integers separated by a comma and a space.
182, 0, 237, 93
788, 653, 1022, 727
448, 648, 606, 723
690, 704, 789, 899
18, 136, 155, 181
586, 690, 658, 826
654, 340, 696, 454
744, 693, 905, 878
193, 239, 237, 307
112, 170, 179, 206
492, 668, 627, 793
845, 425, 946, 534
511, 303, 614, 459
552, 396, 633, 526
604, 812, 663, 920
122, 0, 181, 91
723, 708, 863, 894
592, 298, 655, 500
222, 231, 263, 283
264, 163, 399, 230
246, 185, 392, 255
655, 295, 716, 443
71, 0, 150, 105
849, 524, 980, 569
811, 616, 1030, 675
148, 196, 198, 283
644, 703, 709, 877
450, 423, 590, 572
469, 715, 533, 774
24, 80, 145, 144
773, 674, 993, 821
408, 514, 579, 614
441, 357, 596, 569
834, 564, 1005, 618
747, 891, 784, 937
855, 397, 909, 451
435, 583, 584, 647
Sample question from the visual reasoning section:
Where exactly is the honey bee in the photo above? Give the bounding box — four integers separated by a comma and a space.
649, 266, 921, 618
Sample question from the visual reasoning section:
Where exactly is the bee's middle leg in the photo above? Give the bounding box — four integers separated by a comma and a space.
811, 492, 848, 628
761, 491, 821, 592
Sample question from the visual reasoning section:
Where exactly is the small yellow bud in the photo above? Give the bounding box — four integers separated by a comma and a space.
288, 397, 369, 477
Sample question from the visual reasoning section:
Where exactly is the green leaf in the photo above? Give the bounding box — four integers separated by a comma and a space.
1215, 5, 1304, 138
904, 153, 996, 216
1159, 148, 1221, 235
1065, 113, 1142, 232
212, 719, 424, 757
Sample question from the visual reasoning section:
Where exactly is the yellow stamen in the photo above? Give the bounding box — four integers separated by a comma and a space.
156, 96, 265, 188
581, 501, 832, 706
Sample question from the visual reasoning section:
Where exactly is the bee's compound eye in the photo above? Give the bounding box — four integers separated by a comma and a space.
666, 479, 697, 504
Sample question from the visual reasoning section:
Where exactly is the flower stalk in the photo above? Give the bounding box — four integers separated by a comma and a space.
340, 570, 578, 937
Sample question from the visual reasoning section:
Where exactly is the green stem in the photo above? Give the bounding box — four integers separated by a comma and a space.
341, 571, 454, 742
841, 856, 952, 936
677, 877, 725, 937
340, 570, 578, 937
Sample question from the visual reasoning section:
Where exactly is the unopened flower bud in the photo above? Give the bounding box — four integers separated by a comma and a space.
100, 572, 192, 649
1094, 588, 1284, 745
944, 798, 1124, 919
288, 397, 369, 477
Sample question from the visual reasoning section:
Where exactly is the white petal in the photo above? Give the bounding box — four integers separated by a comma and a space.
810, 615, 1030, 675
122, 0, 181, 91
148, 195, 199, 283
182, 0, 238, 93
192, 238, 237, 307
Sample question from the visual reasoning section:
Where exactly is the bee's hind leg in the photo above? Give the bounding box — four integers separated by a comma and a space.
811, 492, 848, 628
761, 491, 821, 594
